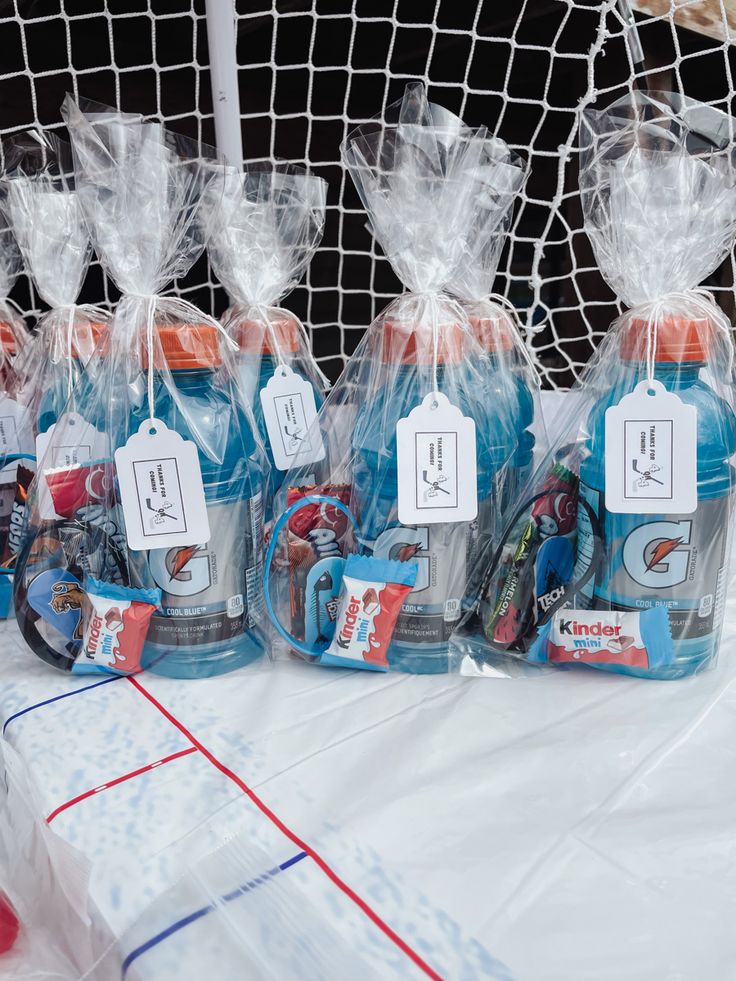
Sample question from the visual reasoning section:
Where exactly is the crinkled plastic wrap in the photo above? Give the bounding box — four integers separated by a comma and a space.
12, 99, 269, 681
0, 212, 28, 375
451, 91, 736, 680
264, 83, 525, 675
0, 130, 105, 619
205, 163, 328, 520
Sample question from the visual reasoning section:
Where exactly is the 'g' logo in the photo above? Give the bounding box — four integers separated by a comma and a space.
149, 544, 211, 596
622, 520, 692, 589
372, 526, 430, 593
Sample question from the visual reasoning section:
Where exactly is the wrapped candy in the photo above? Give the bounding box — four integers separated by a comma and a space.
0, 130, 106, 617
12, 100, 269, 679
205, 163, 328, 522
264, 83, 523, 674
452, 91, 736, 680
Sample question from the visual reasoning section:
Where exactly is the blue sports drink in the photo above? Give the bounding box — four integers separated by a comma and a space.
233, 314, 323, 521
134, 322, 265, 679
576, 315, 736, 679
352, 319, 518, 674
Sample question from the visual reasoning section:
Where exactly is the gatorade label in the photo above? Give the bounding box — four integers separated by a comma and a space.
147, 493, 262, 647
367, 521, 470, 645
577, 481, 729, 640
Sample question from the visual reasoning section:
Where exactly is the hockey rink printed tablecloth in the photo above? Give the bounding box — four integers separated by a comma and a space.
5, 596, 736, 980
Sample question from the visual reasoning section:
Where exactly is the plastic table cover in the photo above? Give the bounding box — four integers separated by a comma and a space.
2, 390, 736, 980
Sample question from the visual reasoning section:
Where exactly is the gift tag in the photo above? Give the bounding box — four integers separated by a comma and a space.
36, 412, 108, 520
0, 397, 28, 455
114, 418, 210, 551
259, 365, 325, 471
604, 379, 697, 514
396, 391, 477, 525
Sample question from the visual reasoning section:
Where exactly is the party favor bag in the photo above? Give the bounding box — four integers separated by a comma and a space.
13, 100, 269, 680
0, 130, 105, 616
264, 83, 523, 674
452, 91, 736, 680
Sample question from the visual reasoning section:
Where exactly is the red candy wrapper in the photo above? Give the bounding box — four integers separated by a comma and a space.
46, 460, 116, 520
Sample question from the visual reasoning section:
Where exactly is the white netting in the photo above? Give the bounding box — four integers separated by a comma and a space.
0, 0, 734, 387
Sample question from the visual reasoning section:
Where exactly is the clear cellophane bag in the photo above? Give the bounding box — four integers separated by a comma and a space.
451, 91, 736, 681
13, 100, 269, 679
263, 83, 527, 675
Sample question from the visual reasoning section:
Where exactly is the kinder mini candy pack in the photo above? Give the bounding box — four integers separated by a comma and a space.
205, 163, 329, 520
12, 100, 269, 679
452, 91, 736, 680
264, 83, 526, 674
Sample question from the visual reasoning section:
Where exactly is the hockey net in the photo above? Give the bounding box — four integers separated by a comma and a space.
0, 0, 734, 387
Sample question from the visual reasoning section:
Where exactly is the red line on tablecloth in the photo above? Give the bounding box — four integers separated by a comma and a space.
127, 675, 443, 981
46, 746, 198, 824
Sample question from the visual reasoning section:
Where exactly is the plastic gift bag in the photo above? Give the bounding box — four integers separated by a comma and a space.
451, 90, 736, 680
206, 163, 329, 522
263, 83, 522, 674
13, 99, 269, 680
0, 131, 106, 619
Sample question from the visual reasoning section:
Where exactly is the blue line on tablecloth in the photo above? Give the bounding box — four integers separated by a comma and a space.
2, 675, 120, 735
121, 851, 308, 976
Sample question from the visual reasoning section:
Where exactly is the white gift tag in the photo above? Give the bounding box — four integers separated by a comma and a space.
0, 396, 31, 456
604, 379, 697, 514
36, 412, 108, 520
114, 418, 210, 551
259, 364, 325, 471
396, 391, 477, 525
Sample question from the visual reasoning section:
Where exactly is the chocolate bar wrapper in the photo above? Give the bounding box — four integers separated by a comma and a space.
0, 461, 35, 568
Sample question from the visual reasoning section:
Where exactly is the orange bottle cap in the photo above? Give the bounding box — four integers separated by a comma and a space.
142, 323, 222, 370
621, 315, 714, 364
71, 321, 108, 360
468, 313, 515, 354
235, 316, 301, 356
381, 319, 466, 365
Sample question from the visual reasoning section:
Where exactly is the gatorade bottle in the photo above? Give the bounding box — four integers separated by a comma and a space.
135, 323, 265, 679
576, 315, 736, 679
233, 313, 323, 520
352, 319, 517, 674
